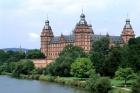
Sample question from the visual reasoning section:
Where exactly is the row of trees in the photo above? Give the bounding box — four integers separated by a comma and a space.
44, 36, 140, 92
0, 49, 45, 62
45, 37, 140, 78
0, 60, 35, 77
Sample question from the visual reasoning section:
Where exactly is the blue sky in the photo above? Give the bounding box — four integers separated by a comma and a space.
0, 0, 140, 49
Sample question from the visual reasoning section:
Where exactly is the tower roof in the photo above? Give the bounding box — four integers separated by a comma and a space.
73, 12, 94, 34
121, 18, 135, 37
124, 18, 132, 29
79, 13, 87, 25
44, 19, 51, 30
41, 18, 53, 37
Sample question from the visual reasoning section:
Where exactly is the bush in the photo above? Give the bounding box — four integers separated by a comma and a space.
132, 77, 140, 93
86, 69, 99, 91
95, 77, 112, 93
70, 58, 93, 78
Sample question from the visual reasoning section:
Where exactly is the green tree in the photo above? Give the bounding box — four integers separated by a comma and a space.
70, 58, 93, 78
21, 60, 35, 75
127, 37, 140, 72
102, 46, 122, 77
0, 50, 9, 62
115, 67, 135, 87
132, 77, 140, 93
46, 44, 87, 77
26, 49, 45, 59
12, 60, 35, 77
90, 37, 110, 76
86, 69, 100, 91
95, 77, 112, 93
12, 62, 23, 77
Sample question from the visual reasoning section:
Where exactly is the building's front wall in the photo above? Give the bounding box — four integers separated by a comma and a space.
47, 42, 74, 60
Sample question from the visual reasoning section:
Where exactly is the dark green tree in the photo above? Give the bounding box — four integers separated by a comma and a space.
20, 60, 35, 75
115, 67, 136, 87
132, 76, 140, 93
46, 44, 88, 76
26, 49, 45, 59
90, 37, 110, 76
95, 77, 112, 93
127, 37, 140, 72
102, 46, 122, 77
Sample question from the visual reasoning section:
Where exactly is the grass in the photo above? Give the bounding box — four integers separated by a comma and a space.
111, 79, 135, 87
39, 76, 135, 93
111, 79, 135, 93
112, 88, 131, 93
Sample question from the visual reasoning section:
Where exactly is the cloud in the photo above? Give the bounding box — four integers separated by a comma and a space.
28, 32, 39, 42
0, 0, 140, 49
13, 0, 114, 15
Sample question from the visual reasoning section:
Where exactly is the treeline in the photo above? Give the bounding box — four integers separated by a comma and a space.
43, 37, 140, 92
44, 37, 140, 78
0, 37, 140, 92
0, 49, 45, 62
0, 49, 45, 79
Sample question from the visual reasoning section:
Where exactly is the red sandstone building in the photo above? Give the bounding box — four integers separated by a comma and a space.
40, 13, 135, 62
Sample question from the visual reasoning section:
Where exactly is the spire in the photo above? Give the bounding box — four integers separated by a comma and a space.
45, 16, 49, 26
44, 16, 51, 30
79, 10, 87, 25
124, 18, 132, 29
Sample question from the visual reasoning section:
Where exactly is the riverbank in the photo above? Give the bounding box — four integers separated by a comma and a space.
0, 73, 132, 93
39, 75, 87, 89
1, 72, 87, 88
0, 75, 90, 93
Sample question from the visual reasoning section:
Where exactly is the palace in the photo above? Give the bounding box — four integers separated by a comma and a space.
40, 13, 135, 62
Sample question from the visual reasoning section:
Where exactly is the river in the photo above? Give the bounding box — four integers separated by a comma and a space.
0, 76, 90, 93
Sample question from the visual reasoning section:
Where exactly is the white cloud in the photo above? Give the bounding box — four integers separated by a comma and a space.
28, 32, 39, 42
16, 0, 114, 15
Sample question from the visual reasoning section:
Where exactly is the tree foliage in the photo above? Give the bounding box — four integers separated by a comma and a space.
26, 49, 45, 59
132, 76, 140, 93
127, 37, 140, 72
95, 77, 112, 93
45, 44, 88, 77
115, 67, 135, 87
70, 58, 93, 78
90, 37, 122, 77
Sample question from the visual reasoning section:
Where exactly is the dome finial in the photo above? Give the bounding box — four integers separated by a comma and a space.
126, 13, 130, 24
79, 10, 87, 25
45, 15, 49, 26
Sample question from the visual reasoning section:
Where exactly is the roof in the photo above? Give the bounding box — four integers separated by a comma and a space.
50, 34, 123, 44
50, 35, 75, 44
92, 34, 123, 44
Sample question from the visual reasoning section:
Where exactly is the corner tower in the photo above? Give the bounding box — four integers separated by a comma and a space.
121, 19, 135, 43
40, 19, 54, 56
73, 13, 94, 52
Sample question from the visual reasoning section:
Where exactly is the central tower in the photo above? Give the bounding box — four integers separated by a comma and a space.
73, 13, 94, 52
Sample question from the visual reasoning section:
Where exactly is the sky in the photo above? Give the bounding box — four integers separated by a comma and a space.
0, 0, 140, 49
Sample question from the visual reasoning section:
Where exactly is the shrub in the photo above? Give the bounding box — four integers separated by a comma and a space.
132, 77, 140, 93
95, 77, 112, 93
70, 58, 93, 78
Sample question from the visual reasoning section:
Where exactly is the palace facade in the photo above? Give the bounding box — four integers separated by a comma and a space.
40, 13, 135, 61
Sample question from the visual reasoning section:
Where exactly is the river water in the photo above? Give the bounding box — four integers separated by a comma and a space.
0, 76, 90, 93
